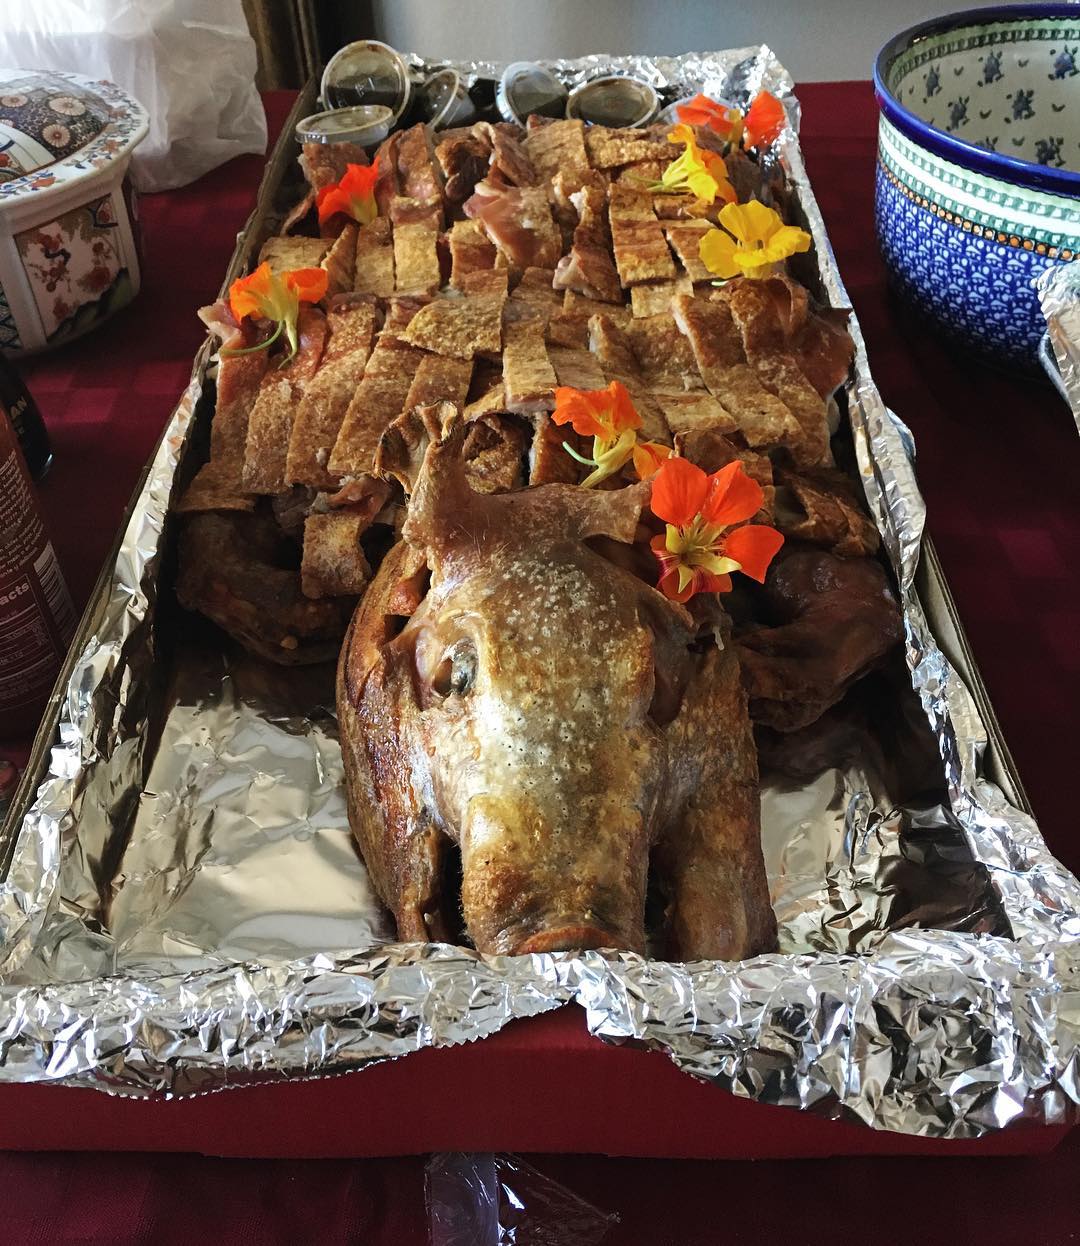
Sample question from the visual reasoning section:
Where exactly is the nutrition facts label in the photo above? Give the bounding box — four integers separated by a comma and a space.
0, 441, 76, 716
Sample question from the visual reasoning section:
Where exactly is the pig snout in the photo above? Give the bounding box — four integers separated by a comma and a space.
459, 793, 650, 955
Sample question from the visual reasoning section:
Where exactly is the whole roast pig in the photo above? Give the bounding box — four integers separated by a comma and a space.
337, 413, 776, 960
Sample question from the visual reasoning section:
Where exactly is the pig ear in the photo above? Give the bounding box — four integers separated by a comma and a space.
403, 402, 652, 556
528, 478, 651, 543
402, 403, 495, 559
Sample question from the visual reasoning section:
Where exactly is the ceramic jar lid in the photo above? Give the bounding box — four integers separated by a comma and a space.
0, 70, 147, 206
0, 71, 112, 181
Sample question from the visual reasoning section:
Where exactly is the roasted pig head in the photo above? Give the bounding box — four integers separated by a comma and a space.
337, 410, 776, 960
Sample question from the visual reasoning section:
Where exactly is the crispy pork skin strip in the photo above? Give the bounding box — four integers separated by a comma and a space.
608, 184, 677, 287
285, 301, 378, 490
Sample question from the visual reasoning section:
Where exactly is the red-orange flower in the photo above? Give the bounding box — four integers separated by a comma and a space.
743, 91, 787, 150
675, 93, 744, 144
649, 457, 784, 602
553, 381, 642, 487
225, 261, 328, 362
632, 439, 672, 480
316, 160, 380, 226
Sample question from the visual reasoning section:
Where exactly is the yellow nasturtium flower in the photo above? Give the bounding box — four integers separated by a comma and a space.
652, 124, 736, 206
699, 200, 811, 280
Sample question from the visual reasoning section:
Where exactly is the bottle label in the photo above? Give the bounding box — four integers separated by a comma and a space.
0, 437, 76, 716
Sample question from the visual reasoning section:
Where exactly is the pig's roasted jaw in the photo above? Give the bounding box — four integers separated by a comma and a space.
512, 924, 627, 955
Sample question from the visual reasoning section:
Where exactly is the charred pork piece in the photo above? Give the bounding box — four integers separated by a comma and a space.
337, 415, 777, 961
736, 549, 903, 732
176, 511, 353, 665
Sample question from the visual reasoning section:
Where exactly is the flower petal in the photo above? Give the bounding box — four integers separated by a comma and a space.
698, 571, 733, 595
553, 386, 607, 437
699, 227, 740, 279
668, 122, 696, 148
701, 460, 764, 526
607, 380, 642, 433
650, 456, 709, 527
316, 184, 351, 224
228, 261, 275, 321
723, 524, 785, 583
744, 90, 786, 149
719, 199, 778, 246
632, 440, 671, 480
317, 160, 380, 225
286, 267, 329, 304
760, 223, 812, 264
657, 567, 694, 603
675, 94, 744, 143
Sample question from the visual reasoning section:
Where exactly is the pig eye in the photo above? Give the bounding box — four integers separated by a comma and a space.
431, 639, 477, 698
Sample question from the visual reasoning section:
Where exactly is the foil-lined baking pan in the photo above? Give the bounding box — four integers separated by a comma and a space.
1, 49, 1079, 1140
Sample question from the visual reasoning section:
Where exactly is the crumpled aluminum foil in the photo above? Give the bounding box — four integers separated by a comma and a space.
1, 47, 1078, 1139
1036, 261, 1080, 433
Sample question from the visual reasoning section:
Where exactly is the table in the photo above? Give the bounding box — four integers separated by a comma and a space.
1, 85, 1077, 1244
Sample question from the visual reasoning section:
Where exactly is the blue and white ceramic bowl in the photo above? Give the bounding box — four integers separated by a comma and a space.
874, 6, 1080, 370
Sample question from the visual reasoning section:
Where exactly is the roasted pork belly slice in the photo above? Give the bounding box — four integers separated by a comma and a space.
464, 179, 562, 272
354, 217, 395, 297
259, 235, 329, 273
301, 511, 372, 599
584, 124, 672, 169
300, 139, 368, 192
525, 116, 589, 184
724, 280, 832, 466
448, 219, 497, 287
390, 197, 442, 295
285, 301, 378, 490
608, 184, 676, 286
662, 220, 713, 283
394, 122, 444, 211
553, 184, 622, 303
436, 127, 493, 206
587, 313, 670, 444
399, 273, 508, 360
628, 277, 693, 318
671, 294, 802, 455
241, 308, 329, 495
502, 302, 557, 413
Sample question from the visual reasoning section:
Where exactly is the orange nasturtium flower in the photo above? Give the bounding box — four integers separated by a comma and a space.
316, 160, 380, 226
743, 90, 787, 150
552, 381, 669, 488
651, 123, 735, 205
225, 261, 328, 362
699, 200, 811, 281
675, 93, 744, 145
649, 456, 784, 603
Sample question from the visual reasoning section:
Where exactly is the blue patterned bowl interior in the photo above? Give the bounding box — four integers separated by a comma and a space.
885, 14, 1080, 177
874, 6, 1080, 371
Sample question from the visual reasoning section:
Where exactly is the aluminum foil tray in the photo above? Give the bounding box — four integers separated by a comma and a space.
2, 48, 1078, 1141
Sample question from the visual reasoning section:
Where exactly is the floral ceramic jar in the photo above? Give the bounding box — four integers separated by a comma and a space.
0, 70, 148, 357
874, 6, 1080, 371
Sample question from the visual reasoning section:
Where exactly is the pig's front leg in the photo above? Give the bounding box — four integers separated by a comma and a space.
656, 641, 777, 961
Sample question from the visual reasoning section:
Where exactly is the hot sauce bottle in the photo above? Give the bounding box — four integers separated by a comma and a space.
0, 356, 52, 480
0, 403, 75, 736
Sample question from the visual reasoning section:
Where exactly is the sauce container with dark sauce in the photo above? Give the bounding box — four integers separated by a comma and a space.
295, 105, 393, 148
418, 69, 477, 130
321, 40, 412, 128
566, 75, 660, 128
497, 62, 568, 125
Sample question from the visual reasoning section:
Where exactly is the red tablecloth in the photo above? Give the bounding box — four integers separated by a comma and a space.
2, 85, 1078, 1242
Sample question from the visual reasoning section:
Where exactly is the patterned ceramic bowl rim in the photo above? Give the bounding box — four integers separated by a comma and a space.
874, 4, 1080, 197
0, 70, 148, 206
